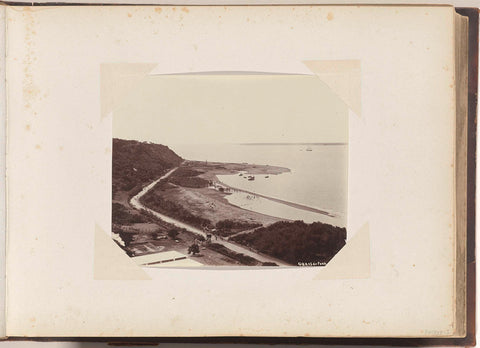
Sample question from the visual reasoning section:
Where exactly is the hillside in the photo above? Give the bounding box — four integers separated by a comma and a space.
231, 220, 346, 265
112, 138, 183, 195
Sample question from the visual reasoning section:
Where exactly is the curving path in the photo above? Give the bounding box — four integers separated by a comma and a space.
130, 167, 290, 267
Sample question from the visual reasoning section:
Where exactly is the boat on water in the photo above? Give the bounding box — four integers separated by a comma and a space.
306, 146, 313, 152
265, 175, 269, 178
248, 176, 255, 181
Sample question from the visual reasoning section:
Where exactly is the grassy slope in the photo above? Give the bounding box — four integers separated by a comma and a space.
231, 220, 346, 265
112, 138, 183, 195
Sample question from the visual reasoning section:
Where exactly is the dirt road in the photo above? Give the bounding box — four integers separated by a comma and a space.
130, 168, 290, 267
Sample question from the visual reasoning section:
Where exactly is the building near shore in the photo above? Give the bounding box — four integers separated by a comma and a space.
132, 251, 203, 267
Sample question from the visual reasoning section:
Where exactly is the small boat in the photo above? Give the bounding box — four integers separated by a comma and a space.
265, 176, 269, 178
239, 173, 243, 176
306, 147, 313, 151
248, 176, 255, 181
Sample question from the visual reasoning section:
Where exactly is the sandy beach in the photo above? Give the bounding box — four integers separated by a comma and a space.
148, 160, 342, 228
154, 161, 291, 227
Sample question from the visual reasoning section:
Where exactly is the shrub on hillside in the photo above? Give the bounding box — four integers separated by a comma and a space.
112, 203, 147, 225
231, 220, 346, 265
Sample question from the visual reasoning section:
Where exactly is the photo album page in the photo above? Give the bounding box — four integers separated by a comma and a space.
5, 5, 463, 337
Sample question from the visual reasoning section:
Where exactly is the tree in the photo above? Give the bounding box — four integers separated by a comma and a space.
262, 262, 278, 266
188, 243, 200, 255
167, 229, 179, 239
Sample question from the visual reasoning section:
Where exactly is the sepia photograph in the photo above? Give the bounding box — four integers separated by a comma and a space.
111, 72, 349, 267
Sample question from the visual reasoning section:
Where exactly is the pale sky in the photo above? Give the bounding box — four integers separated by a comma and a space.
113, 74, 348, 145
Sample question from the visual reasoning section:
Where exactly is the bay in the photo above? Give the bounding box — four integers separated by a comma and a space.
171, 143, 348, 227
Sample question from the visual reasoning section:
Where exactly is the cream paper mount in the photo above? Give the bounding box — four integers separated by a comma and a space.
96, 60, 367, 279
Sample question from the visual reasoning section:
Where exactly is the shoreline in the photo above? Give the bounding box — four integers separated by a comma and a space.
139, 160, 342, 233
129, 171, 291, 266
214, 175, 336, 218
183, 160, 341, 224
185, 160, 291, 179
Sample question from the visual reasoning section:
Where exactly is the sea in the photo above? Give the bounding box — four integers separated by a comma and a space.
170, 143, 348, 228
